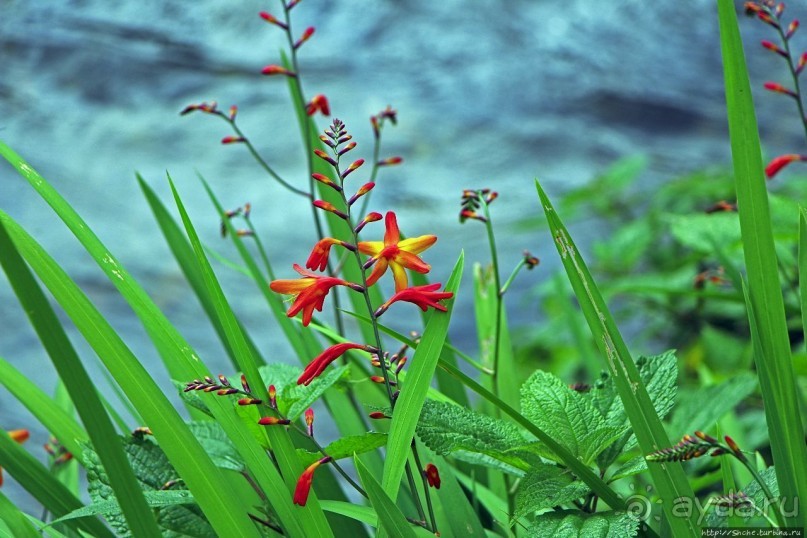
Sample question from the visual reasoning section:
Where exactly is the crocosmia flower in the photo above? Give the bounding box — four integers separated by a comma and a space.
294, 456, 332, 506
270, 264, 357, 326
765, 154, 806, 179
306, 238, 353, 271
0, 429, 29, 487
374, 283, 453, 317
358, 212, 436, 292
298, 342, 369, 386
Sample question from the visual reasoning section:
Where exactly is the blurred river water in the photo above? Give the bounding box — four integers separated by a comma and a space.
1, 0, 805, 509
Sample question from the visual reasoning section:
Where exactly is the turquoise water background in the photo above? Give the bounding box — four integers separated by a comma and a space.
1, 0, 805, 510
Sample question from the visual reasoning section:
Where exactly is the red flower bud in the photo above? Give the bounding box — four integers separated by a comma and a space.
294, 27, 315, 49
763, 81, 797, 97
305, 408, 314, 436
377, 156, 403, 166
313, 148, 337, 167
258, 416, 291, 426
341, 159, 365, 180
259, 11, 288, 30
261, 65, 296, 77
765, 154, 806, 178
313, 200, 348, 220
221, 136, 246, 145
268, 385, 277, 409
424, 463, 441, 489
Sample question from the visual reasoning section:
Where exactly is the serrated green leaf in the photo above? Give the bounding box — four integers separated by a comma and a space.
259, 363, 349, 421
84, 437, 215, 537
608, 455, 648, 482
521, 370, 626, 465
298, 433, 388, 467
592, 352, 678, 469
417, 399, 526, 456
187, 422, 245, 472
49, 490, 195, 525
527, 510, 639, 538
514, 468, 591, 520
667, 373, 757, 437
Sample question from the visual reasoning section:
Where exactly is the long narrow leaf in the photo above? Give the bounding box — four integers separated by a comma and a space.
356, 455, 418, 538
0, 490, 41, 538
535, 180, 698, 536
0, 430, 114, 538
0, 223, 161, 536
381, 252, 463, 501
0, 210, 262, 538
717, 0, 807, 527
169, 177, 333, 538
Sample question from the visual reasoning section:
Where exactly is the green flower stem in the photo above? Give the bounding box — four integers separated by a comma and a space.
245, 216, 276, 281
478, 195, 503, 382
332, 154, 431, 529
279, 0, 346, 339
224, 117, 310, 198
410, 439, 438, 533
770, 11, 807, 143
737, 458, 784, 528
499, 258, 528, 296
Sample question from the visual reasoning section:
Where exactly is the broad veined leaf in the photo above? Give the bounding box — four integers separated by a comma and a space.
514, 466, 591, 520
520, 370, 627, 465
297, 433, 388, 467
527, 510, 639, 538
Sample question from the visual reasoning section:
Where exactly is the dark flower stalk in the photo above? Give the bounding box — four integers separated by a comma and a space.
647, 431, 784, 527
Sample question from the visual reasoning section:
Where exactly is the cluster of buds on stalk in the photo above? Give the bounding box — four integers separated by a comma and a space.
744, 1, 807, 178
693, 266, 728, 289
44, 437, 73, 466
220, 202, 253, 238
459, 189, 498, 223
646, 431, 744, 463
183, 374, 264, 406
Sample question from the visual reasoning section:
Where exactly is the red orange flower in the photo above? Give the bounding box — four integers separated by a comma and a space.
358, 212, 437, 292
294, 456, 332, 506
270, 264, 358, 326
305, 238, 355, 271
298, 342, 370, 386
765, 154, 806, 178
306, 94, 330, 116
1, 430, 29, 487
374, 283, 453, 317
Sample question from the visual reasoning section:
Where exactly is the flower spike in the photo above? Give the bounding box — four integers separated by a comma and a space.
358, 212, 437, 292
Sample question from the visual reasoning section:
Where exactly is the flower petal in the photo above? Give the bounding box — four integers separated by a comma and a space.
383, 212, 401, 246
398, 234, 437, 255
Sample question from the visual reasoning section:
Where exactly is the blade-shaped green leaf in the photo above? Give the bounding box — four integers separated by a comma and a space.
355, 455, 418, 538
169, 177, 333, 538
0, 209, 261, 538
0, 490, 41, 538
0, 430, 115, 538
0, 223, 161, 536
535, 179, 698, 536
717, 0, 807, 527
381, 252, 463, 501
